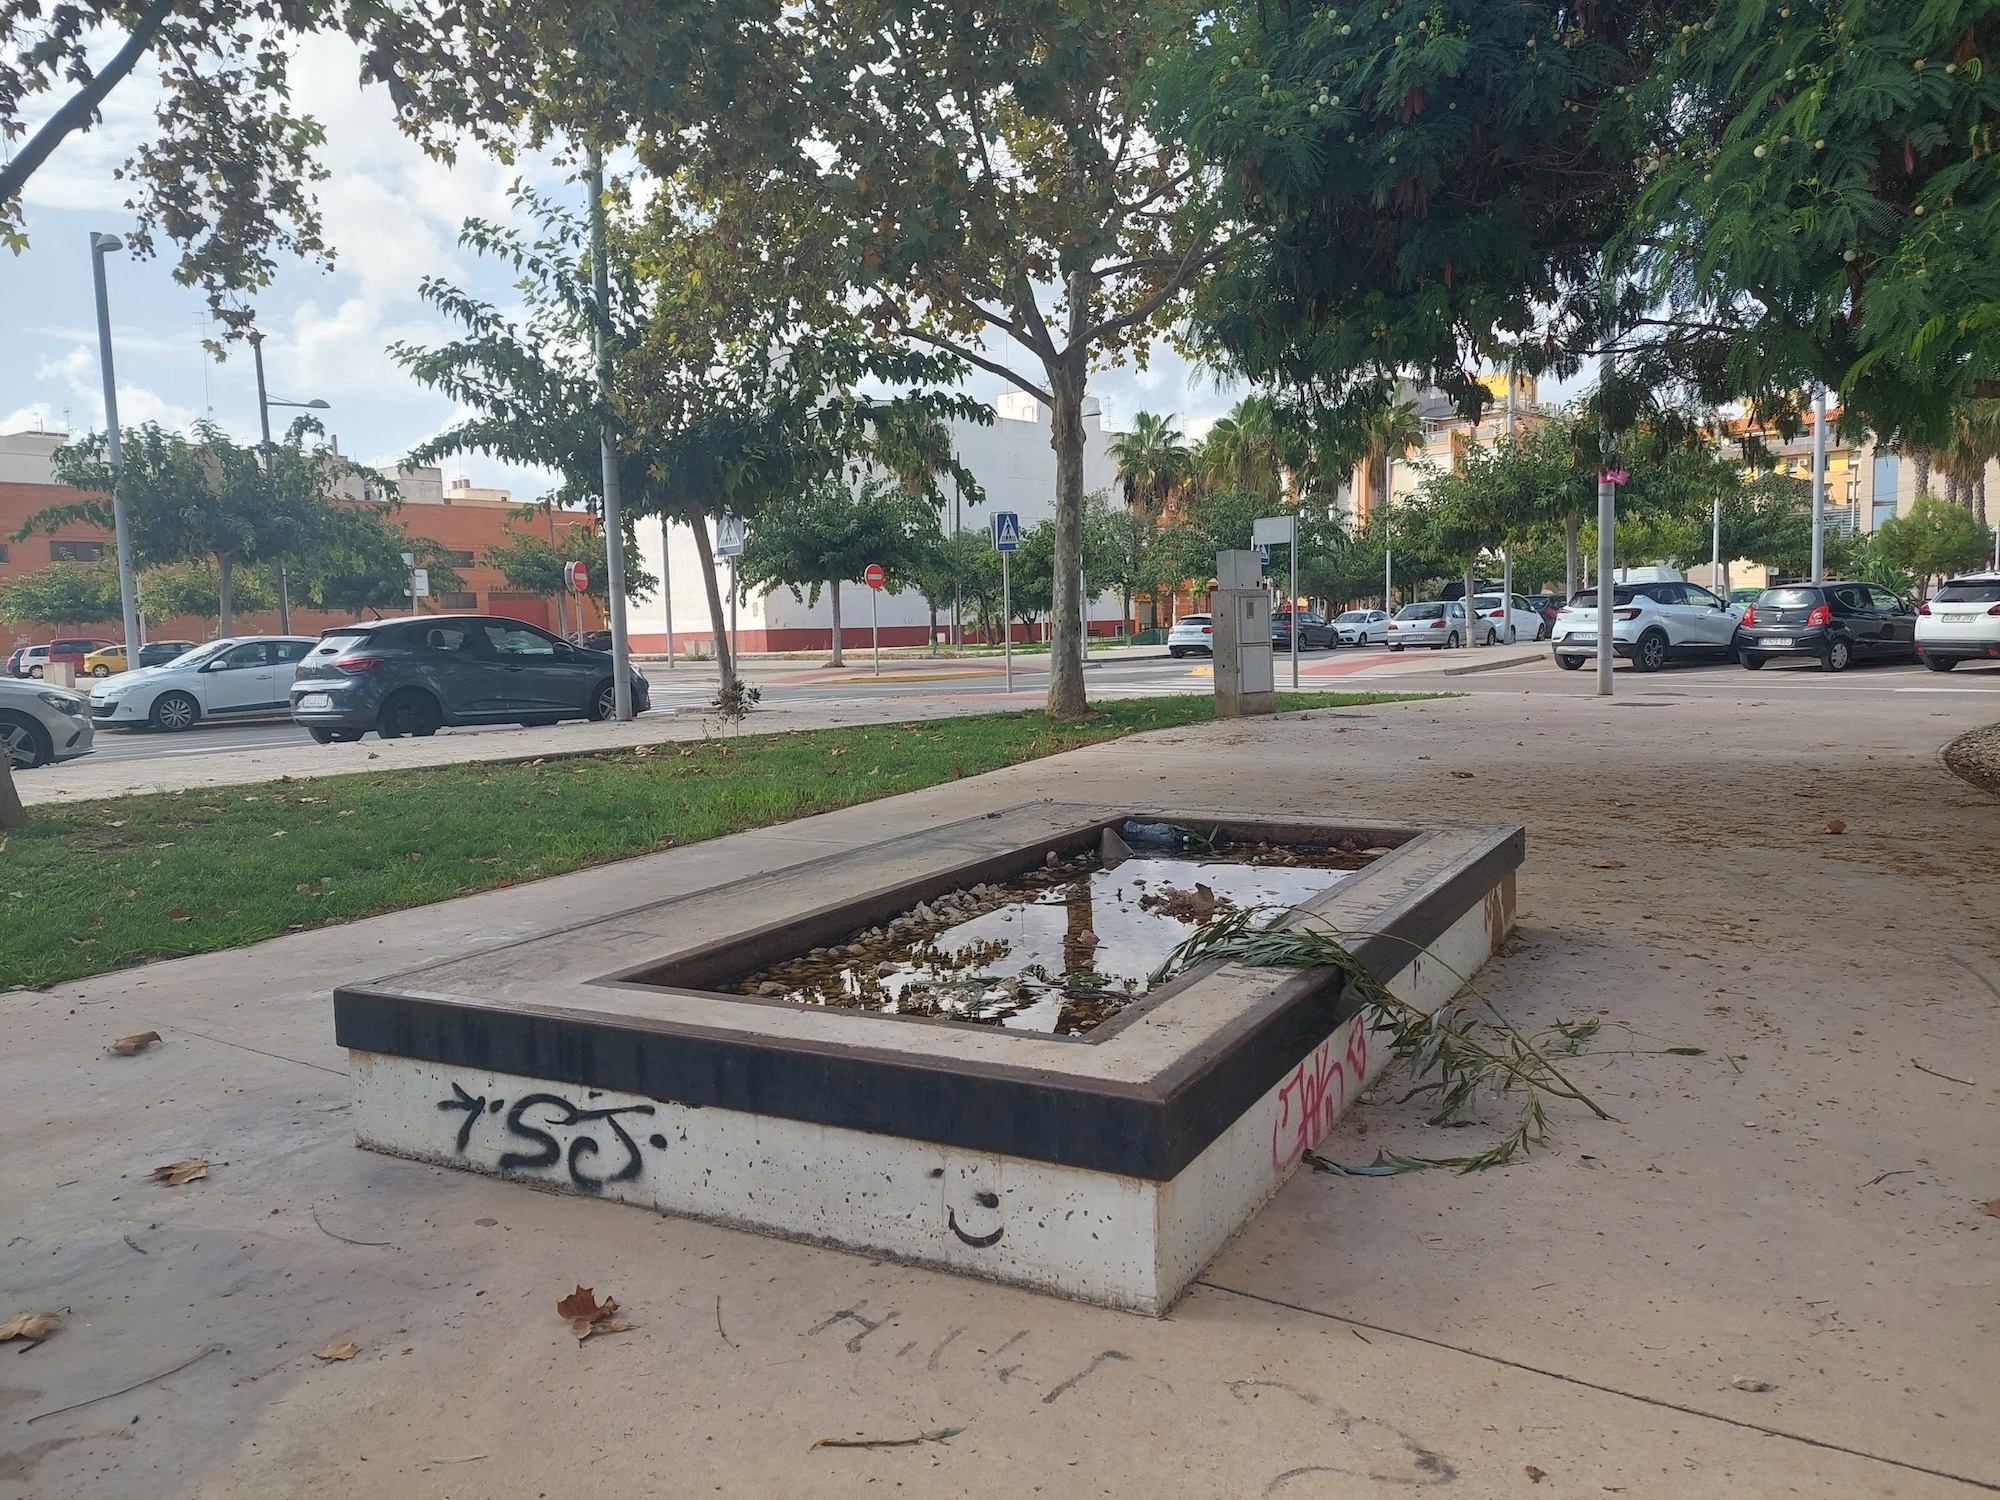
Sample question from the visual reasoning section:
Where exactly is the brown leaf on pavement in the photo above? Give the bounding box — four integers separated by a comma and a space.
556, 1286, 627, 1338
0, 1311, 61, 1344
1449, 770, 1475, 779
1524, 1466, 1546, 1483
313, 1341, 360, 1361
1822, 819, 1846, 835
151, 1157, 209, 1186
1589, 860, 1626, 869
1983, 1199, 2000, 1218
111, 1031, 162, 1055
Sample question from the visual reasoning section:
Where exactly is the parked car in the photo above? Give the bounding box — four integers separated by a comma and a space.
11, 644, 50, 678
1166, 614, 1214, 658
578, 629, 614, 652
289, 615, 653, 742
1735, 582, 1918, 671
1469, 593, 1549, 645
0, 676, 93, 768
81, 643, 130, 677
1271, 610, 1339, 651
139, 639, 199, 669
1333, 609, 1389, 646
1551, 579, 1740, 672
1525, 594, 1563, 635
88, 635, 319, 731
1386, 600, 1469, 651
1915, 572, 2000, 671
48, 637, 115, 675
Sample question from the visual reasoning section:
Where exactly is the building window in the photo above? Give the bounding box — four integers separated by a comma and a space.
0, 544, 8, 562
437, 591, 478, 610
444, 549, 476, 567
50, 540, 105, 562
1872, 453, 1900, 531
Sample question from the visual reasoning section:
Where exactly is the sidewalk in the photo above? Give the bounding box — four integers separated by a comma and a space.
3, 684, 1995, 1496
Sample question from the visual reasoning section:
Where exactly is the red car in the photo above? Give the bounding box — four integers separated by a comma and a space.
47, 637, 116, 674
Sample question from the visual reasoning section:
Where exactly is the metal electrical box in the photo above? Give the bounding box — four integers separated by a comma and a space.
1211, 551, 1274, 717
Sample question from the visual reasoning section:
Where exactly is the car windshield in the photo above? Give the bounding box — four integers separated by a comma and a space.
1758, 588, 1822, 608
171, 640, 232, 668
1935, 581, 2000, 604
1566, 590, 1634, 609
1336, 611, 1367, 623
1396, 603, 1445, 621
1471, 596, 1505, 609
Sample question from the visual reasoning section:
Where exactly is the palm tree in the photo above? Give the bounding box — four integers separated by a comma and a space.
1194, 396, 1289, 501
1936, 401, 2000, 525
1108, 412, 1190, 517
1359, 399, 1425, 525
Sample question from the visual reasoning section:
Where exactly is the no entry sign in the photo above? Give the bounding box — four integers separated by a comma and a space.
863, 563, 886, 590
563, 560, 589, 594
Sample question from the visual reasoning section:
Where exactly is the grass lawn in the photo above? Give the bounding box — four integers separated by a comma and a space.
3, 691, 1429, 990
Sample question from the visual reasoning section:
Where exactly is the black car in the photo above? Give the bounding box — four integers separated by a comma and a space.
139, 639, 197, 668
288, 614, 652, 742
1271, 610, 1340, 650
1734, 582, 1918, 672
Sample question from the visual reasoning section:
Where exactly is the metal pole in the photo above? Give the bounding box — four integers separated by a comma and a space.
1002, 552, 1013, 695
1289, 515, 1299, 689
1382, 457, 1393, 612
251, 334, 292, 635
729, 556, 739, 675
549, 504, 571, 641
952, 475, 963, 649
1502, 545, 1514, 643
586, 145, 634, 720
1810, 386, 1828, 584
1596, 352, 1615, 697
660, 514, 675, 667
871, 585, 881, 677
90, 232, 141, 662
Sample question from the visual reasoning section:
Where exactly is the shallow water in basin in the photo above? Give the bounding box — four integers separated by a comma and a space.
729, 841, 1372, 1035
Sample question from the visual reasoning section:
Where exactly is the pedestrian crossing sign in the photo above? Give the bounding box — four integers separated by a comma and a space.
992, 512, 1022, 552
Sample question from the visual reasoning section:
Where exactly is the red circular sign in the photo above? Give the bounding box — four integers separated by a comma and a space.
563, 561, 588, 593
863, 563, 886, 590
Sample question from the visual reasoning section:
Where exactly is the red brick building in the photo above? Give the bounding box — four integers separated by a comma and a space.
0, 430, 606, 650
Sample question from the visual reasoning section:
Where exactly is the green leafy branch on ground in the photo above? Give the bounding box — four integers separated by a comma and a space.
1154, 905, 1611, 1173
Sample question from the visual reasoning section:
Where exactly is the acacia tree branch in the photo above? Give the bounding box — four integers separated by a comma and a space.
891, 316, 1053, 404
0, 0, 179, 210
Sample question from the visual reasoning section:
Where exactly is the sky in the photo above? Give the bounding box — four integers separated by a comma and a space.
2, 35, 1246, 500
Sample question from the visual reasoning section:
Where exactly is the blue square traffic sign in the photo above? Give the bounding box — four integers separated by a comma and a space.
991, 512, 1022, 552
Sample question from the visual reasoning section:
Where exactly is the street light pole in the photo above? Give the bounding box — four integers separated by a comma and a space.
249, 333, 329, 636
586, 145, 634, 721
90, 232, 141, 660
1596, 348, 1616, 698
1810, 387, 1828, 584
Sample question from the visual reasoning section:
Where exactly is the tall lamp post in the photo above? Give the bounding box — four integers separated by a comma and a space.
90, 232, 142, 659
251, 332, 329, 634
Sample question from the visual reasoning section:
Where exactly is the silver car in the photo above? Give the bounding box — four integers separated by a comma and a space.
0, 676, 94, 769
1166, 614, 1214, 657
1334, 609, 1388, 645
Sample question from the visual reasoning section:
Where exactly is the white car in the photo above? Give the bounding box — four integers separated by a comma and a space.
0, 676, 93, 768
1386, 600, 1469, 650
1167, 614, 1214, 657
1916, 572, 2000, 671
1333, 609, 1389, 645
1469, 594, 1549, 645
1551, 579, 1740, 672
89, 635, 318, 732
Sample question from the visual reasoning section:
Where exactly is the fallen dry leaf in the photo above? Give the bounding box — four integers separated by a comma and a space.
581, 1320, 634, 1341
1983, 1199, 2000, 1219
1589, 859, 1626, 869
556, 1286, 628, 1340
151, 1157, 209, 1187
313, 1341, 360, 1361
1822, 819, 1847, 835
1449, 770, 1475, 779
0, 1311, 61, 1344
111, 1031, 162, 1056
1729, 1375, 1774, 1392
168, 908, 189, 922
1524, 1466, 1546, 1484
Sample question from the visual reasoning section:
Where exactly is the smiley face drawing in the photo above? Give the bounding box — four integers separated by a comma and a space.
938, 1163, 1006, 1248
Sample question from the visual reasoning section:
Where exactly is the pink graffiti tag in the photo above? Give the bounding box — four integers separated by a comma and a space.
1270, 1021, 1369, 1175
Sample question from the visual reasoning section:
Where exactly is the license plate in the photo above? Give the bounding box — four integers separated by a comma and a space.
1944, 613, 1973, 623
297, 693, 331, 711
1760, 638, 1793, 648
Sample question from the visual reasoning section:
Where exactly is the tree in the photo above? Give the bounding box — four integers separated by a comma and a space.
1877, 495, 1996, 597
685, 0, 1228, 716
1108, 413, 1190, 516
0, 561, 123, 629
292, 509, 463, 620
1084, 489, 1154, 636
736, 477, 933, 666
484, 523, 654, 626
27, 419, 360, 633
138, 561, 277, 631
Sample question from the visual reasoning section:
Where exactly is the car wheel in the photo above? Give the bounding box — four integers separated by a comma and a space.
1633, 630, 1669, 673
1536, 622, 1552, 641
1822, 638, 1851, 673
28, 664, 44, 678
589, 679, 618, 721
308, 727, 337, 745
150, 691, 200, 732
1169, 647, 1183, 658
1556, 653, 1585, 671
1445, 631, 1460, 649
378, 690, 442, 739
91, 664, 111, 677
1923, 654, 1957, 672
1741, 654, 1765, 670
0, 711, 52, 769
1389, 644, 1404, 653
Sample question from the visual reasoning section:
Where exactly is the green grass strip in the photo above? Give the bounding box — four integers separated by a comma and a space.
2, 692, 1429, 990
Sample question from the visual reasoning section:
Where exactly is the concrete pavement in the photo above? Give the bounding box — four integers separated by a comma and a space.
3, 678, 1997, 1497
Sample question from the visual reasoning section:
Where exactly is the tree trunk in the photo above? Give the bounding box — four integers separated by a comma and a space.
1914, 452, 1931, 499
1564, 512, 1580, 600
218, 554, 235, 636
688, 512, 735, 689
1045, 359, 1089, 719
1463, 562, 1478, 646
828, 582, 845, 667
0, 757, 26, 830
1976, 471, 1989, 526
927, 597, 939, 655
1121, 584, 1134, 640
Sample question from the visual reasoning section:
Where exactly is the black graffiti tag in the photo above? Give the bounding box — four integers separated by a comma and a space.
437, 1084, 661, 1194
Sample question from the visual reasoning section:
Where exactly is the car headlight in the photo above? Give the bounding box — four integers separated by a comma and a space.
39, 691, 88, 717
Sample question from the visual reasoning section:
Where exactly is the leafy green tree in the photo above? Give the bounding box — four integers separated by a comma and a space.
0, 561, 124, 629
736, 478, 934, 665
137, 561, 277, 633
1109, 414, 1190, 516
484, 524, 655, 626
1877, 495, 1996, 597
293, 510, 463, 620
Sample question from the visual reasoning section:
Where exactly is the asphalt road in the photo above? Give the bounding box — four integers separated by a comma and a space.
60, 643, 2000, 769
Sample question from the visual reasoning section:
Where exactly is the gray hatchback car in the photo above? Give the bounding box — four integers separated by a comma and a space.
289, 615, 652, 742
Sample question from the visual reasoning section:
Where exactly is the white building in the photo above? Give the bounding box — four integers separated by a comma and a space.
630, 394, 1121, 654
